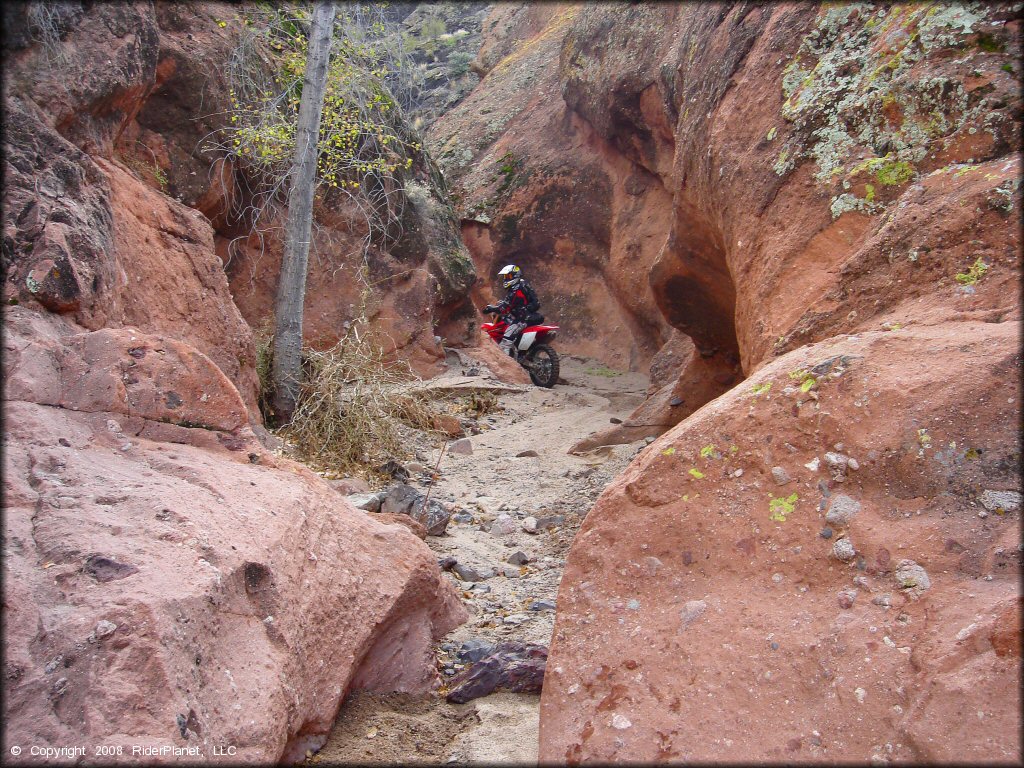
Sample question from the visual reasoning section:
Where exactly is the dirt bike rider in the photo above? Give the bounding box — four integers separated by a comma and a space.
483, 264, 542, 356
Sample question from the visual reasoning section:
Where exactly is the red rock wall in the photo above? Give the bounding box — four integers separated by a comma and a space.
529, 2, 1022, 762
2, 4, 472, 758
430, 1, 1021, 434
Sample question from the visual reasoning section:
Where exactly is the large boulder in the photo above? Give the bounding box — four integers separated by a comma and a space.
2, 309, 468, 760
541, 322, 1021, 763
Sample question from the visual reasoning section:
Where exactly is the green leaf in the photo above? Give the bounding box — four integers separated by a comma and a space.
688, 468, 705, 479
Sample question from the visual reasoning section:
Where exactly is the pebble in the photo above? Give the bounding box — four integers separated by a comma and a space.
847, 458, 860, 471
449, 438, 474, 456
503, 614, 529, 625
507, 551, 531, 566
732, 468, 744, 478
825, 494, 861, 527
522, 516, 539, 534
94, 620, 118, 639
820, 527, 834, 539
979, 489, 1021, 513
824, 452, 849, 469
804, 457, 821, 471
347, 492, 383, 513
955, 623, 978, 642
611, 713, 632, 730
894, 559, 931, 591
489, 514, 517, 536
469, 583, 491, 593
457, 639, 495, 662
528, 600, 556, 612
626, 599, 640, 610
772, 573, 784, 584
771, 466, 792, 485
832, 537, 856, 562
452, 563, 490, 582
837, 589, 857, 609
515, 450, 540, 458
680, 599, 707, 628
871, 594, 892, 608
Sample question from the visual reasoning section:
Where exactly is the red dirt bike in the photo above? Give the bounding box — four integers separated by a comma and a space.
482, 312, 560, 388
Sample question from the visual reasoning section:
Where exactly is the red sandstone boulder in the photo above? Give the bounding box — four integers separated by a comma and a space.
457, 328, 533, 386
541, 322, 1021, 763
2, 308, 467, 762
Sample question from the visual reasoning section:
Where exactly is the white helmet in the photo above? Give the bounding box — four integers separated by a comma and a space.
498, 264, 521, 289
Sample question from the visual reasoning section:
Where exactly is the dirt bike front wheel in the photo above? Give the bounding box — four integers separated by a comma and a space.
526, 344, 559, 388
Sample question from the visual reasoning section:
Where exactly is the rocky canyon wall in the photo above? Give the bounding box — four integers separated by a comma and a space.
513, 2, 1021, 763
2, 2, 471, 759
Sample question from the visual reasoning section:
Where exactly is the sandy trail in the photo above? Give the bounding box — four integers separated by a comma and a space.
310, 356, 650, 765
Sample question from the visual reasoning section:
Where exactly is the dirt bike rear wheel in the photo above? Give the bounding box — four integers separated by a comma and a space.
527, 344, 559, 388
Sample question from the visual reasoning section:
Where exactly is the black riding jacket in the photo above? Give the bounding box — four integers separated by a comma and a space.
493, 278, 540, 323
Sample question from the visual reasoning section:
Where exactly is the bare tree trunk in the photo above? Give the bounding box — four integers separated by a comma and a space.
271, 0, 337, 423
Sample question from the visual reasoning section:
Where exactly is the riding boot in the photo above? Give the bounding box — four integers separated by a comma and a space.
498, 338, 515, 356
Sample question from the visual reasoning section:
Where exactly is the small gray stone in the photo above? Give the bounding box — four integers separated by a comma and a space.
453, 563, 488, 582
528, 599, 556, 612
502, 613, 529, 625
979, 490, 1021, 513
832, 537, 857, 562
94, 620, 117, 639
820, 527, 834, 539
380, 484, 420, 516
457, 639, 495, 663
449, 438, 474, 455
837, 589, 857, 609
680, 599, 707, 628
535, 514, 565, 530
347, 492, 383, 513
516, 450, 539, 458
452, 512, 474, 523
489, 513, 517, 536
521, 516, 539, 533
824, 452, 849, 469
626, 599, 641, 611
871, 594, 892, 608
847, 457, 860, 471
771, 466, 792, 485
507, 551, 531, 566
894, 559, 931, 591
825, 494, 861, 527
469, 583, 491, 594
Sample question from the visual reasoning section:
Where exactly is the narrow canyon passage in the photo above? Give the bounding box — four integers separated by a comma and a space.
309, 356, 653, 765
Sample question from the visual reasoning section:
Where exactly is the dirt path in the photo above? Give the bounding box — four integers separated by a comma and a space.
310, 356, 650, 765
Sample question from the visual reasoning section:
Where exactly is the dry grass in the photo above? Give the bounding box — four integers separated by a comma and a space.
281, 325, 440, 474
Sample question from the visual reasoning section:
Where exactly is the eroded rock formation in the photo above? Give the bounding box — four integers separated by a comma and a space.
524, 2, 1022, 763
2, 3, 471, 759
